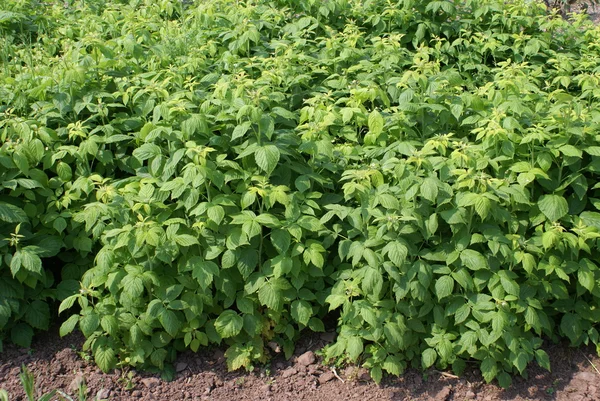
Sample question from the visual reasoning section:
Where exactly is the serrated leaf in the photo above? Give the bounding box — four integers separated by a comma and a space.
232, 121, 251, 141
559, 145, 582, 158
578, 265, 595, 292
435, 276, 454, 300
207, 205, 225, 224
538, 194, 568, 222
175, 234, 199, 246
460, 249, 487, 271
24, 300, 49, 330
133, 143, 161, 160
258, 281, 283, 311
481, 357, 498, 383
11, 323, 33, 348
368, 110, 384, 137
214, 310, 243, 338
255, 145, 280, 174
346, 336, 363, 362
383, 355, 404, 376
291, 300, 312, 326
60, 315, 79, 337
225, 344, 251, 371
385, 241, 408, 266
95, 343, 116, 373
420, 177, 438, 202
160, 309, 181, 337
370, 365, 383, 384
497, 371, 512, 389
0, 202, 27, 223
535, 349, 551, 371
271, 229, 291, 254
101, 315, 119, 336
80, 313, 100, 337
422, 348, 437, 368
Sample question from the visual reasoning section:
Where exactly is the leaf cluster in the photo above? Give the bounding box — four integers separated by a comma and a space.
2, 0, 600, 388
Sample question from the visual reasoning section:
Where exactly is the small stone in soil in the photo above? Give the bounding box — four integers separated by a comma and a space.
307, 365, 321, 375
213, 349, 225, 363
261, 384, 272, 392
318, 371, 335, 384
175, 362, 188, 372
69, 373, 85, 392
96, 388, 111, 399
141, 377, 160, 389
282, 367, 298, 378
573, 371, 596, 382
435, 386, 452, 401
296, 351, 316, 366
465, 390, 476, 399
356, 368, 370, 381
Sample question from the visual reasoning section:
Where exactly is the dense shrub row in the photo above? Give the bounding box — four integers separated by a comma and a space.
2, 0, 600, 387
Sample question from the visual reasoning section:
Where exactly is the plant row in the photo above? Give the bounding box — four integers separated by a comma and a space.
2, 0, 600, 387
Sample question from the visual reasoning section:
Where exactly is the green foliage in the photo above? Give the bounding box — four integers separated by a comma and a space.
2, 0, 600, 389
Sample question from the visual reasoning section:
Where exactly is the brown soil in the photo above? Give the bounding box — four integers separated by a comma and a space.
1, 326, 599, 401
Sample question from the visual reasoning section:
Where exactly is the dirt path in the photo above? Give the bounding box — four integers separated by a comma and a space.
1, 326, 599, 401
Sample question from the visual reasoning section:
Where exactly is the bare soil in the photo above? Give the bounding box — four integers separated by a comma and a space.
1, 325, 600, 401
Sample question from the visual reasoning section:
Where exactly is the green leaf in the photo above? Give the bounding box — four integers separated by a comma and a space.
420, 177, 438, 202
383, 355, 404, 376
460, 249, 487, 271
295, 175, 311, 193
559, 145, 582, 158
24, 300, 49, 330
271, 229, 291, 254
133, 143, 161, 160
538, 195, 568, 222
95, 343, 117, 373
160, 309, 181, 337
578, 265, 595, 292
258, 280, 283, 311
497, 371, 512, 389
0, 202, 27, 223
480, 357, 498, 383
58, 295, 78, 315
384, 241, 408, 266
511, 352, 528, 374
435, 276, 454, 300
232, 121, 251, 141
80, 313, 100, 337
207, 205, 225, 224
370, 366, 383, 384
175, 234, 199, 246
422, 348, 437, 368
346, 336, 363, 362
291, 300, 312, 326
225, 344, 251, 371
53, 217, 67, 233
19, 249, 42, 274
368, 110, 384, 137
255, 145, 280, 174
308, 317, 325, 332
60, 315, 79, 337
561, 313, 582, 343
11, 323, 33, 348
535, 349, 550, 371
214, 310, 243, 338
